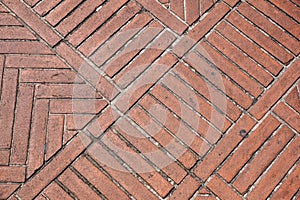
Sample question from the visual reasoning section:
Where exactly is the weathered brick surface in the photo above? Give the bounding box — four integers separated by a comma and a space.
0, 0, 299, 199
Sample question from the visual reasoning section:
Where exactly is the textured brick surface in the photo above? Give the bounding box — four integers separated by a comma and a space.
0, 0, 299, 199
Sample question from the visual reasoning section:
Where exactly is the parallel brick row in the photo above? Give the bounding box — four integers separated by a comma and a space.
0, 0, 299, 199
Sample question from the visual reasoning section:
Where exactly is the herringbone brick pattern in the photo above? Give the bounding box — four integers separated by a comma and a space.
0, 0, 299, 199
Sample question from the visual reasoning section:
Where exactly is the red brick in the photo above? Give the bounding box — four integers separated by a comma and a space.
250, 59, 300, 119
65, 114, 93, 130
45, 115, 64, 160
173, 63, 242, 121
115, 117, 187, 184
136, 0, 187, 34
34, 0, 62, 16
0, 56, 4, 91
291, 0, 300, 6
0, 184, 19, 200
59, 168, 102, 200
20, 69, 82, 83
50, 99, 107, 114
169, 175, 200, 200
115, 53, 177, 112
56, 0, 104, 36
150, 85, 211, 156
224, 0, 239, 7
185, 0, 199, 24
194, 196, 217, 200
17, 133, 91, 200
0, 4, 7, 12
68, 0, 128, 47
233, 126, 294, 193
63, 130, 77, 145
24, 0, 39, 6
227, 11, 293, 64
114, 30, 176, 89
73, 156, 130, 200
185, 51, 253, 109
247, 136, 300, 200
102, 130, 173, 197
78, 1, 140, 56
248, 0, 300, 39
56, 42, 118, 100
35, 84, 101, 99
199, 0, 215, 14
135, 97, 198, 169
90, 12, 152, 66
5, 55, 69, 69
0, 69, 18, 148
2, 0, 61, 46
43, 182, 73, 200
27, 99, 49, 178
103, 21, 164, 78
274, 102, 300, 132
207, 175, 242, 199
87, 142, 158, 200
194, 114, 256, 181
0, 150, 9, 165
216, 21, 283, 76
0, 13, 22, 25
0, 27, 36, 40
10, 84, 34, 164
206, 31, 273, 87
0, 166, 25, 182
198, 41, 263, 97
237, 2, 300, 55
0, 41, 52, 54
45, 0, 83, 26
284, 0, 300, 15
87, 107, 119, 137
218, 115, 280, 182
285, 86, 300, 113
271, 164, 300, 200
162, 73, 230, 133
170, 0, 184, 19
172, 2, 230, 57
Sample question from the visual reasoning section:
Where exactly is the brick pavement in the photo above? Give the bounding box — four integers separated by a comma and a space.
0, 0, 299, 199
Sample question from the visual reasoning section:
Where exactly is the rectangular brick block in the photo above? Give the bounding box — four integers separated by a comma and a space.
248, 0, 300, 39
273, 102, 300, 132
137, 0, 187, 34
237, 2, 300, 55
73, 156, 130, 200
233, 125, 294, 193
11, 84, 34, 164
218, 115, 280, 182
169, 175, 200, 200
114, 30, 176, 89
58, 168, 102, 200
216, 21, 283, 76
206, 31, 273, 87
102, 130, 173, 197
250, 59, 300, 119
116, 116, 187, 184
17, 133, 91, 200
2, 0, 61, 46
68, 0, 128, 47
247, 136, 300, 200
194, 114, 256, 181
0, 69, 18, 148
87, 142, 158, 200
207, 175, 242, 200
173, 63, 242, 121
227, 11, 293, 64
43, 182, 73, 200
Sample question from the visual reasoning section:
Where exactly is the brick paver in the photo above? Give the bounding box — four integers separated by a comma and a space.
0, 0, 299, 199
